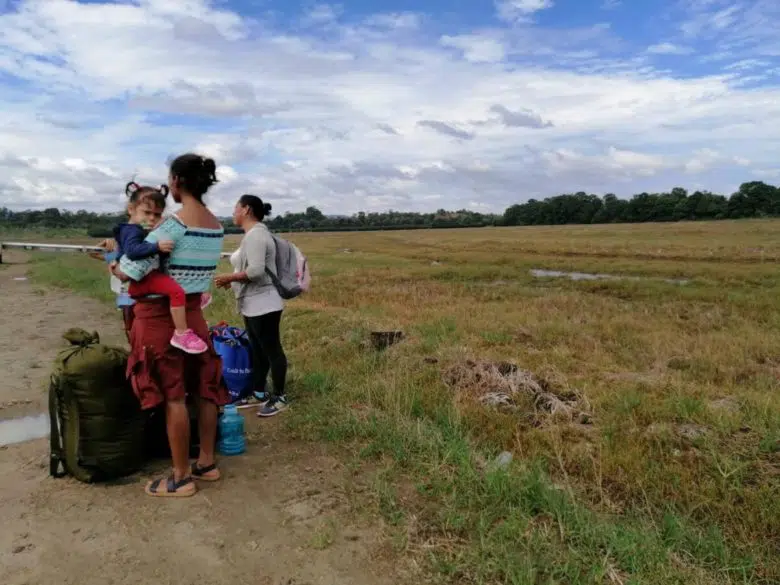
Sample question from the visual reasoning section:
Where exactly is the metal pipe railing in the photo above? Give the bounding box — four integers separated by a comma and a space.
0, 241, 232, 263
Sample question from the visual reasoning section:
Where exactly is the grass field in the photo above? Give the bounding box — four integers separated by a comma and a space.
15, 220, 780, 584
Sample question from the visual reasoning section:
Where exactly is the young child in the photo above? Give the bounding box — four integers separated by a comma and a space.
89, 241, 135, 341
113, 182, 211, 354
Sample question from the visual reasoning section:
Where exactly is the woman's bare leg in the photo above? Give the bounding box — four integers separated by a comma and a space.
197, 397, 218, 467
166, 400, 191, 479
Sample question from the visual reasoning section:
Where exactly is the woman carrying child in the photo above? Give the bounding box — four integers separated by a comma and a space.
111, 153, 228, 498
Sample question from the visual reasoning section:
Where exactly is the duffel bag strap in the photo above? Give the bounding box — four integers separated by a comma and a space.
48, 375, 67, 479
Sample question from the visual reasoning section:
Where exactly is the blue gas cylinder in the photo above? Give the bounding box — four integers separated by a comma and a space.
217, 404, 246, 455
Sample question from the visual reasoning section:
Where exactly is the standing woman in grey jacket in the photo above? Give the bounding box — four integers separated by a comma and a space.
214, 195, 288, 417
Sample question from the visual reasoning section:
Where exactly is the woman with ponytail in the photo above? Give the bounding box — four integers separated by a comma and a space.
113, 153, 228, 498
214, 194, 289, 417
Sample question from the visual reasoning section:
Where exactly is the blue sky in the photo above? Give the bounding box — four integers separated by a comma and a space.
0, 0, 778, 215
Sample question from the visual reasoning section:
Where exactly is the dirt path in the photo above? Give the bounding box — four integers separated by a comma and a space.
0, 252, 401, 585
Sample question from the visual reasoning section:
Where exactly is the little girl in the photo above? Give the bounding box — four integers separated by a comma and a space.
113, 182, 211, 354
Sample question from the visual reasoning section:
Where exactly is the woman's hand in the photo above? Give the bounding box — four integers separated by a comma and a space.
97, 238, 117, 252
157, 239, 175, 253
91, 238, 117, 259
110, 262, 131, 282
214, 273, 234, 289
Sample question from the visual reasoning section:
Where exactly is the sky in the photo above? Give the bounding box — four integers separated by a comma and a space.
0, 0, 779, 216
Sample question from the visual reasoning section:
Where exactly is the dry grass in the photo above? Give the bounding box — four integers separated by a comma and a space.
443, 359, 591, 424
21, 219, 780, 584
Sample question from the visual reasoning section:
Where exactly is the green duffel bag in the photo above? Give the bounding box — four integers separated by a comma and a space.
49, 328, 146, 483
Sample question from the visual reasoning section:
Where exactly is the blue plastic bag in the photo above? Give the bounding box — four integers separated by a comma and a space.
209, 323, 253, 404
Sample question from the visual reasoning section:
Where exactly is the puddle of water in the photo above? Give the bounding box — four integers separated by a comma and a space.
531, 269, 613, 281
530, 269, 689, 286
0, 414, 49, 447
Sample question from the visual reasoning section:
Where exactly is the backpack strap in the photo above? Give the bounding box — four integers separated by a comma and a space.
48, 371, 98, 482
48, 374, 67, 479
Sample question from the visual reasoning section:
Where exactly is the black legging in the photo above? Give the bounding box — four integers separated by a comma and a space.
243, 311, 287, 398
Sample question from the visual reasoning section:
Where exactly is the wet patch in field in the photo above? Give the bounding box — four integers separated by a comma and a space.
0, 414, 48, 447
530, 268, 689, 286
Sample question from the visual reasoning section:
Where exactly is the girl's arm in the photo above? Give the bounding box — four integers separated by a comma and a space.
118, 217, 186, 281
121, 231, 160, 261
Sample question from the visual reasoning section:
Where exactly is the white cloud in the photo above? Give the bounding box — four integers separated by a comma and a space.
496, 0, 554, 23
441, 34, 506, 63
684, 149, 752, 174
0, 0, 778, 216
541, 147, 669, 179
364, 12, 421, 31
677, 0, 780, 58
646, 42, 693, 55
301, 4, 341, 27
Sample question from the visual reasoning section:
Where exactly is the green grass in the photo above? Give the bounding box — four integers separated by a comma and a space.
23, 221, 780, 584
28, 253, 117, 304
0, 226, 91, 240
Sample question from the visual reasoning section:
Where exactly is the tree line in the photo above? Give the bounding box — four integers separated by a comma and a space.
2, 181, 779, 235
502, 181, 780, 226
0, 205, 499, 236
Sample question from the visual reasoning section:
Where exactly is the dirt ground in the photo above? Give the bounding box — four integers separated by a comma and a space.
0, 252, 403, 585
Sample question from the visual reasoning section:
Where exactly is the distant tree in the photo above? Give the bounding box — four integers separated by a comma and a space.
304, 206, 325, 221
